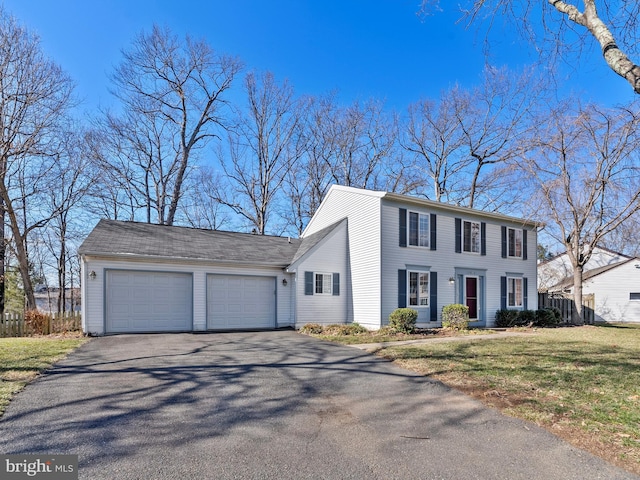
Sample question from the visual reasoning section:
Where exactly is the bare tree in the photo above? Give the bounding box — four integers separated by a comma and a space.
180, 167, 230, 230
217, 71, 305, 234
326, 98, 397, 190
0, 8, 75, 311
44, 129, 94, 313
523, 102, 640, 322
401, 95, 467, 202
421, 1, 640, 94
452, 66, 543, 210
99, 25, 241, 225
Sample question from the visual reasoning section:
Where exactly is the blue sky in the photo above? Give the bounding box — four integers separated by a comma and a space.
3, 0, 636, 113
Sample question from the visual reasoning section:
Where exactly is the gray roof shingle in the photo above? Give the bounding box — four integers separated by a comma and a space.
78, 219, 303, 267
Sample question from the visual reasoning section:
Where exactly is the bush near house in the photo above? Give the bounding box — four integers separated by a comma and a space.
300, 323, 367, 336
388, 308, 418, 334
495, 308, 562, 328
441, 304, 470, 331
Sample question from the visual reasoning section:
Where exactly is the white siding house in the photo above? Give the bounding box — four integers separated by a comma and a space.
538, 247, 630, 292
295, 186, 539, 328
79, 185, 539, 334
539, 253, 640, 324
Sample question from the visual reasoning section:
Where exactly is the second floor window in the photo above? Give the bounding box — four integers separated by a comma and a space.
409, 212, 429, 247
463, 220, 481, 253
508, 228, 523, 257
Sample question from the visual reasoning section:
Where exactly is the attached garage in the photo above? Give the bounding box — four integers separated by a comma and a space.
79, 220, 301, 335
105, 270, 193, 333
207, 274, 276, 330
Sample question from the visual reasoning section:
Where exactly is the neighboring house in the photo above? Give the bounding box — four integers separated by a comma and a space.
538, 250, 640, 323
79, 185, 539, 335
537, 246, 631, 292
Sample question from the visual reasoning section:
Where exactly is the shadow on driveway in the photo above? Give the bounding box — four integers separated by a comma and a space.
1, 331, 636, 480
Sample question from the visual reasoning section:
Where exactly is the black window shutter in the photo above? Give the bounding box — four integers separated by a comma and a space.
481, 222, 487, 256
455, 218, 461, 253
522, 229, 528, 260
399, 208, 407, 247
501, 226, 507, 258
430, 272, 438, 322
430, 213, 437, 251
398, 269, 407, 308
304, 271, 314, 295
523, 277, 528, 309
332, 273, 340, 296
500, 276, 507, 310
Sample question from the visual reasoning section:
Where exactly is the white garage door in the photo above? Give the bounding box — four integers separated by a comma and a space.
207, 274, 276, 329
106, 270, 193, 333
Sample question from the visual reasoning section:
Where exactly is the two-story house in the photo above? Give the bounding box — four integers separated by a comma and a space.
79, 185, 538, 334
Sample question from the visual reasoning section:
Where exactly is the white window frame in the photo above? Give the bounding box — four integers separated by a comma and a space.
408, 211, 430, 248
507, 277, 523, 308
315, 272, 332, 295
408, 271, 429, 307
508, 227, 523, 258
463, 220, 481, 254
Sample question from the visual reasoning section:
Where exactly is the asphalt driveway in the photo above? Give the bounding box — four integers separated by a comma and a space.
0, 331, 637, 480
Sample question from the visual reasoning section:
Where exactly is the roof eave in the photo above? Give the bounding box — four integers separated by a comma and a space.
79, 251, 292, 269
382, 192, 543, 229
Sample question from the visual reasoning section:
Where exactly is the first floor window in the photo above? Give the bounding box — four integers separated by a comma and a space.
315, 273, 332, 295
508, 277, 523, 307
463, 220, 481, 253
409, 271, 429, 306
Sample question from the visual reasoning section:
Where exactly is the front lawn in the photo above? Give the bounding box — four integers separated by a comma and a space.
377, 325, 640, 475
0, 336, 89, 416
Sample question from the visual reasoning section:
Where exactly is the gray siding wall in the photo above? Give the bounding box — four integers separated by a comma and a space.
381, 199, 538, 328
81, 256, 292, 335
302, 186, 382, 328
294, 221, 351, 326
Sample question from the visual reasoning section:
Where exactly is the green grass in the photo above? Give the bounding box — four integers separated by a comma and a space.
0, 336, 88, 416
377, 324, 640, 475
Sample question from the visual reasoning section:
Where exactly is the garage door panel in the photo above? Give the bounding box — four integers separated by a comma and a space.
207, 274, 276, 330
106, 270, 193, 333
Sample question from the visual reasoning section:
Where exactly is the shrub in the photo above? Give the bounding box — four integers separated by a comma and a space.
376, 326, 397, 336
299, 323, 324, 334
323, 323, 367, 336
441, 304, 470, 331
534, 307, 562, 327
25, 310, 51, 335
494, 309, 520, 328
518, 310, 537, 326
388, 308, 418, 333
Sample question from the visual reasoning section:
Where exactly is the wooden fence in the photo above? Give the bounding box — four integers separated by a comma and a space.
538, 292, 595, 324
0, 311, 82, 338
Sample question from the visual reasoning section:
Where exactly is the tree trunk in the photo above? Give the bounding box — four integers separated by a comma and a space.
0, 186, 36, 310
573, 265, 584, 325
0, 201, 5, 315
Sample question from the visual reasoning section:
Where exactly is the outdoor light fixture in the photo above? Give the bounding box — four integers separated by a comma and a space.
449, 277, 455, 285
282, 278, 288, 286
89, 270, 97, 280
